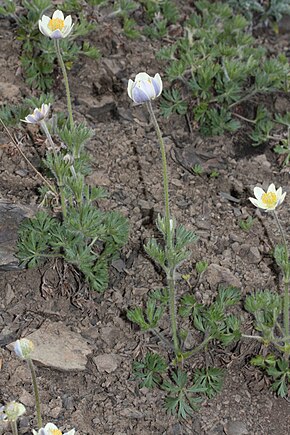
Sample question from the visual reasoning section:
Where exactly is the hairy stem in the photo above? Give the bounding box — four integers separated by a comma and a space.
178, 335, 212, 361
146, 101, 171, 247
27, 359, 42, 429
40, 120, 56, 153
146, 101, 180, 357
273, 210, 289, 359
167, 271, 180, 356
55, 40, 74, 130
10, 421, 18, 435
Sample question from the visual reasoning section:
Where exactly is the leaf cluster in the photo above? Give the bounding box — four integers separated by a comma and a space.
228, 0, 290, 24
157, 0, 289, 138
180, 287, 241, 345
144, 216, 198, 273
245, 290, 282, 342
17, 122, 128, 292
133, 353, 224, 419
251, 354, 290, 397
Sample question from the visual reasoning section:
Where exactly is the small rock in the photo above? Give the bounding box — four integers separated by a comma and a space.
119, 408, 144, 419
205, 264, 241, 288
0, 200, 36, 270
5, 283, 15, 306
94, 353, 119, 373
7, 321, 91, 371
225, 420, 248, 435
87, 96, 117, 121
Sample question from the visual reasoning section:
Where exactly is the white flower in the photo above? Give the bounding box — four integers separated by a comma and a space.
14, 338, 34, 360
249, 183, 286, 211
127, 72, 163, 104
0, 401, 26, 422
32, 423, 75, 435
39, 10, 73, 39
22, 104, 50, 124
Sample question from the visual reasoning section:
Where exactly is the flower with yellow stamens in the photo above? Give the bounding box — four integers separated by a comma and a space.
249, 183, 286, 211
39, 10, 74, 39
32, 423, 75, 435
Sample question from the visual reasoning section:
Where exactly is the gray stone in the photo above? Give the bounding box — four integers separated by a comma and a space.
0, 200, 36, 270
225, 420, 249, 435
94, 353, 119, 373
205, 263, 241, 288
7, 321, 91, 371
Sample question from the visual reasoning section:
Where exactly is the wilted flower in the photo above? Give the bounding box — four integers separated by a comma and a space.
127, 72, 162, 104
249, 183, 286, 211
22, 104, 50, 124
14, 338, 34, 360
0, 401, 26, 422
32, 423, 75, 435
39, 10, 73, 39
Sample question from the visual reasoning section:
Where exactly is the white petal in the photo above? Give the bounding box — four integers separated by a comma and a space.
267, 183, 276, 193
253, 186, 264, 200
64, 15, 72, 28
40, 15, 50, 27
127, 79, 134, 99
52, 10, 64, 20
135, 72, 151, 82
39, 21, 51, 37
62, 23, 74, 37
153, 73, 163, 97
44, 423, 59, 430
249, 197, 260, 208
276, 186, 282, 198
278, 192, 286, 205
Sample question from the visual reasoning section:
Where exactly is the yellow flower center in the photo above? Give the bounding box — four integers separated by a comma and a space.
261, 192, 277, 208
48, 18, 65, 32
50, 430, 62, 435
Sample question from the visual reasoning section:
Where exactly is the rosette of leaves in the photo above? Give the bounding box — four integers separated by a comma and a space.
17, 123, 129, 292
158, 0, 289, 139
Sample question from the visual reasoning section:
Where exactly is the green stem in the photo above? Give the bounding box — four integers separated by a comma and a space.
55, 40, 74, 130
40, 120, 56, 154
273, 210, 289, 359
167, 271, 180, 356
10, 421, 18, 435
178, 335, 212, 362
146, 101, 180, 357
27, 359, 42, 429
146, 101, 171, 246
59, 182, 67, 219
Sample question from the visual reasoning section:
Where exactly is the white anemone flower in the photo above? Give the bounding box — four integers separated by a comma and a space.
249, 183, 286, 211
39, 10, 73, 39
127, 72, 163, 104
32, 423, 75, 435
22, 103, 50, 124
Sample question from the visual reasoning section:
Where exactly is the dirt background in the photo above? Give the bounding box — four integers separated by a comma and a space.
1, 1, 290, 434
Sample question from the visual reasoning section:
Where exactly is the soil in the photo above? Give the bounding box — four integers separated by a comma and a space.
1, 1, 290, 434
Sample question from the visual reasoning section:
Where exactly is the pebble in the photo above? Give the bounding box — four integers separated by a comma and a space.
94, 353, 119, 373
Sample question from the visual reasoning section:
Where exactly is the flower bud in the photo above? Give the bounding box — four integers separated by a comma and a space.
14, 338, 34, 360
0, 401, 26, 422
127, 72, 162, 104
